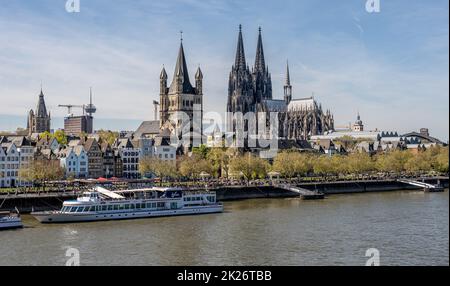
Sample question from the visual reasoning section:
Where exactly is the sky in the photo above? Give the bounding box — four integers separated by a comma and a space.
0, 0, 448, 140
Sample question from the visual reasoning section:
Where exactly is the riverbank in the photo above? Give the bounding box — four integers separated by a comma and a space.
0, 177, 448, 213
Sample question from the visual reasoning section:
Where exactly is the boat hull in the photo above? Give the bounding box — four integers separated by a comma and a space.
0, 219, 23, 230
32, 205, 224, 224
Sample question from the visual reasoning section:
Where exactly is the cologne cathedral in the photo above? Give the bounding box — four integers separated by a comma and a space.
227, 25, 334, 141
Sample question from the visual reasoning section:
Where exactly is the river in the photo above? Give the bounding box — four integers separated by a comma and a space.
0, 189, 448, 266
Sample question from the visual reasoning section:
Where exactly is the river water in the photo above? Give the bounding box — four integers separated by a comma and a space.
1, 190, 448, 266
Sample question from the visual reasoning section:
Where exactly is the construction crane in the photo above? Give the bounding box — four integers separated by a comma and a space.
58, 104, 85, 117
58, 88, 97, 118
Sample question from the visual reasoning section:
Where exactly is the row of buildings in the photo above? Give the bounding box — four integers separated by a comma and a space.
0, 128, 177, 188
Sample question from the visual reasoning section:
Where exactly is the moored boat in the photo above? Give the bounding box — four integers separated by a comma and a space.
0, 210, 23, 230
31, 186, 223, 224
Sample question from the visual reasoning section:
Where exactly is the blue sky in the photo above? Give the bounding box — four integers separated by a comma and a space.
0, 0, 448, 140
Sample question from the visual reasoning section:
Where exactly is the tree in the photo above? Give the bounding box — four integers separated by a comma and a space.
229, 153, 269, 181
39, 130, 67, 145
178, 155, 213, 180
97, 130, 119, 145
139, 156, 178, 185
192, 145, 210, 159
347, 152, 375, 175
206, 148, 230, 178
53, 130, 68, 145
18, 158, 65, 191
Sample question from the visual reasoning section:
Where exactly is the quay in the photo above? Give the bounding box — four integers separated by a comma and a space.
0, 177, 448, 213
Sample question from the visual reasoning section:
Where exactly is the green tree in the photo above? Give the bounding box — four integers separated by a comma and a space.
192, 145, 210, 159
229, 153, 269, 181
97, 129, 119, 145
18, 158, 65, 191
139, 156, 178, 185
206, 148, 230, 178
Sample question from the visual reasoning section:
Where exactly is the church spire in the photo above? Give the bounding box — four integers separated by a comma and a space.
169, 39, 194, 93
255, 27, 265, 72
36, 87, 48, 117
285, 60, 291, 86
284, 60, 292, 104
235, 25, 246, 70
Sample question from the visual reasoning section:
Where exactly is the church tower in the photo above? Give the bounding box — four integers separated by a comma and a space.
159, 37, 203, 149
252, 27, 272, 103
284, 61, 292, 104
227, 25, 255, 115
28, 87, 51, 135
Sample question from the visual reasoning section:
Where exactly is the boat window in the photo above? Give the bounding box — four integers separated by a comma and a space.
114, 205, 119, 211
108, 205, 113, 211
141, 203, 146, 209
125, 204, 130, 210
146, 203, 152, 209
83, 207, 90, 212
119, 205, 124, 210
76, 207, 83, 213
89, 206, 95, 212
102, 205, 107, 211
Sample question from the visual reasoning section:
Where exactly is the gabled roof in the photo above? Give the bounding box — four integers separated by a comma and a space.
134, 121, 160, 138
83, 138, 99, 152
9, 136, 33, 147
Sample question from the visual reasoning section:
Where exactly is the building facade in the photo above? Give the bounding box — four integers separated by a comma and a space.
114, 138, 140, 179
0, 141, 20, 188
82, 138, 103, 179
58, 146, 89, 179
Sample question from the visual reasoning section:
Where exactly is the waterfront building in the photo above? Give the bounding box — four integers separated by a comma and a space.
0, 141, 20, 188
9, 137, 35, 186
27, 88, 51, 136
58, 146, 88, 178
100, 142, 115, 178
81, 138, 103, 179
226, 26, 334, 143
159, 38, 204, 151
153, 129, 177, 162
113, 138, 140, 179
113, 149, 123, 178
132, 138, 154, 159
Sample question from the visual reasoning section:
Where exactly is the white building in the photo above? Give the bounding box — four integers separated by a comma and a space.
0, 142, 20, 188
11, 137, 35, 186
153, 133, 176, 162
59, 146, 89, 178
114, 138, 140, 179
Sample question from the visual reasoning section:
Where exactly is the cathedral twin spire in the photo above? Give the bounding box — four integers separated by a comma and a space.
230, 25, 272, 105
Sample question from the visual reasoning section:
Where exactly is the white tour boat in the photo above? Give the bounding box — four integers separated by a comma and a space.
0, 210, 23, 230
31, 186, 223, 223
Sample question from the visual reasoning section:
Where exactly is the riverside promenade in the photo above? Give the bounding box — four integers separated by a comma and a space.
0, 177, 448, 213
